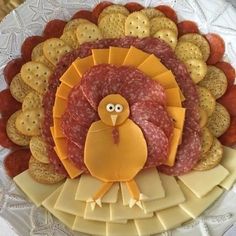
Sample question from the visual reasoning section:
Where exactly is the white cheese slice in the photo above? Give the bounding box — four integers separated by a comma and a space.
156, 206, 191, 230
142, 173, 185, 213
107, 221, 139, 236
13, 170, 64, 207
219, 146, 236, 190
54, 178, 85, 216
178, 181, 223, 218
75, 174, 119, 203
120, 168, 165, 205
178, 165, 229, 198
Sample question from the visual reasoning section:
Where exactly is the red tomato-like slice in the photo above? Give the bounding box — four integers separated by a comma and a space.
72, 10, 97, 24
43, 19, 67, 39
155, 5, 178, 24
219, 117, 236, 147
205, 33, 225, 65
3, 58, 25, 85
4, 149, 31, 178
177, 20, 199, 37
124, 2, 144, 12
92, 1, 113, 19
215, 61, 235, 88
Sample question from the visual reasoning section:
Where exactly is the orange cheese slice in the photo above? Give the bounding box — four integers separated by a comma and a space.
109, 47, 129, 65
53, 118, 65, 138
53, 97, 67, 118
54, 138, 68, 160
165, 88, 182, 107
73, 56, 94, 77
123, 46, 150, 67
167, 107, 185, 131
61, 158, 82, 179
50, 126, 55, 137
153, 70, 178, 89
56, 83, 72, 100
138, 54, 168, 77
92, 49, 110, 65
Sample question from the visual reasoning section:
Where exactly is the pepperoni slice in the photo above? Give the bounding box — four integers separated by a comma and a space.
21, 36, 45, 62
215, 61, 235, 88
219, 117, 236, 147
4, 149, 31, 178
217, 85, 236, 116
72, 10, 97, 24
205, 33, 225, 65
177, 20, 199, 37
92, 1, 113, 19
124, 2, 144, 12
43, 19, 67, 39
155, 5, 178, 24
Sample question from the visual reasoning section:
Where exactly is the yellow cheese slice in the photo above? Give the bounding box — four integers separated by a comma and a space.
109, 47, 129, 65
13, 170, 64, 207
42, 185, 76, 229
53, 118, 65, 138
123, 46, 150, 67
219, 146, 236, 190
59, 64, 81, 88
72, 216, 106, 236
73, 55, 94, 77
56, 83, 72, 100
138, 54, 167, 77
53, 97, 67, 118
142, 173, 185, 213
156, 206, 191, 230
178, 165, 229, 198
178, 181, 223, 218
120, 168, 165, 206
75, 174, 119, 203
61, 159, 82, 179
92, 49, 110, 65
107, 221, 139, 236
134, 216, 165, 236
153, 70, 178, 89
53, 137, 67, 160
54, 178, 85, 217
165, 88, 182, 107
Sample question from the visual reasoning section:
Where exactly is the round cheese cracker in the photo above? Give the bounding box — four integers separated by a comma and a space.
99, 13, 126, 38
184, 59, 207, 83
60, 30, 78, 49
140, 7, 164, 19
197, 86, 216, 117
154, 29, 177, 50
199, 108, 208, 128
28, 156, 65, 184
30, 136, 50, 164
179, 33, 210, 61
125, 12, 150, 38
198, 66, 228, 99
175, 41, 203, 62
207, 103, 230, 137
22, 92, 43, 112
63, 18, 91, 32
201, 127, 214, 155
15, 108, 44, 136
6, 110, 31, 146
43, 38, 72, 66
194, 138, 223, 171
21, 62, 52, 94
10, 73, 33, 103
150, 16, 178, 36
76, 22, 102, 45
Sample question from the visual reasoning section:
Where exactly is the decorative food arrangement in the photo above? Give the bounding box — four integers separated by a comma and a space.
1, 1, 236, 235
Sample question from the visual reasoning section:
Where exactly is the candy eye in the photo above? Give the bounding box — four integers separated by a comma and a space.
115, 104, 123, 113
106, 103, 115, 112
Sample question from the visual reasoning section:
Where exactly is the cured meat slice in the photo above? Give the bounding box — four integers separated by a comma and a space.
72, 10, 97, 23
92, 1, 113, 19
177, 21, 199, 37
124, 2, 144, 12
43, 19, 67, 39
155, 5, 178, 24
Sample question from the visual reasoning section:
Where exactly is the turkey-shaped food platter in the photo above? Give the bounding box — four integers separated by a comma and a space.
1, 1, 236, 236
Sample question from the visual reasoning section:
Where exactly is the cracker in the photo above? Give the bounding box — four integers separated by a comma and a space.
179, 33, 210, 61
199, 108, 208, 128
6, 111, 31, 146
30, 136, 50, 164
140, 7, 164, 19
10, 73, 33, 103
207, 103, 230, 137
15, 108, 44, 136
154, 29, 177, 50
21, 62, 52, 94
99, 13, 126, 38
60, 30, 78, 49
194, 138, 223, 171
43, 38, 72, 66
198, 66, 228, 99
125, 12, 150, 38
175, 41, 203, 62
63, 18, 91, 32
150, 16, 178, 35
22, 92, 43, 112
76, 22, 102, 45
184, 59, 207, 83
197, 86, 216, 117
28, 156, 65, 184
201, 127, 214, 155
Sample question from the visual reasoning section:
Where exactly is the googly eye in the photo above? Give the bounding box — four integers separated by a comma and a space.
106, 103, 115, 112
115, 104, 123, 113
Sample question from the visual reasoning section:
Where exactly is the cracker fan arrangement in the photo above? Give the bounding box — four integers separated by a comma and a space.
1, 2, 236, 235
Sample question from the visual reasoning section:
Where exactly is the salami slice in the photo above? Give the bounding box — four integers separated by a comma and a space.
177, 21, 199, 37
92, 1, 113, 19
155, 5, 178, 24
43, 19, 67, 39
219, 117, 236, 147
124, 2, 144, 12
72, 10, 97, 24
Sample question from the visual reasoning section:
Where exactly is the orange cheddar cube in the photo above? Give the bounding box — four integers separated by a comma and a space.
73, 56, 94, 77
53, 97, 67, 118
60, 64, 81, 88
56, 83, 72, 100
53, 118, 65, 138
109, 47, 129, 65
165, 88, 182, 107
92, 49, 110, 65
